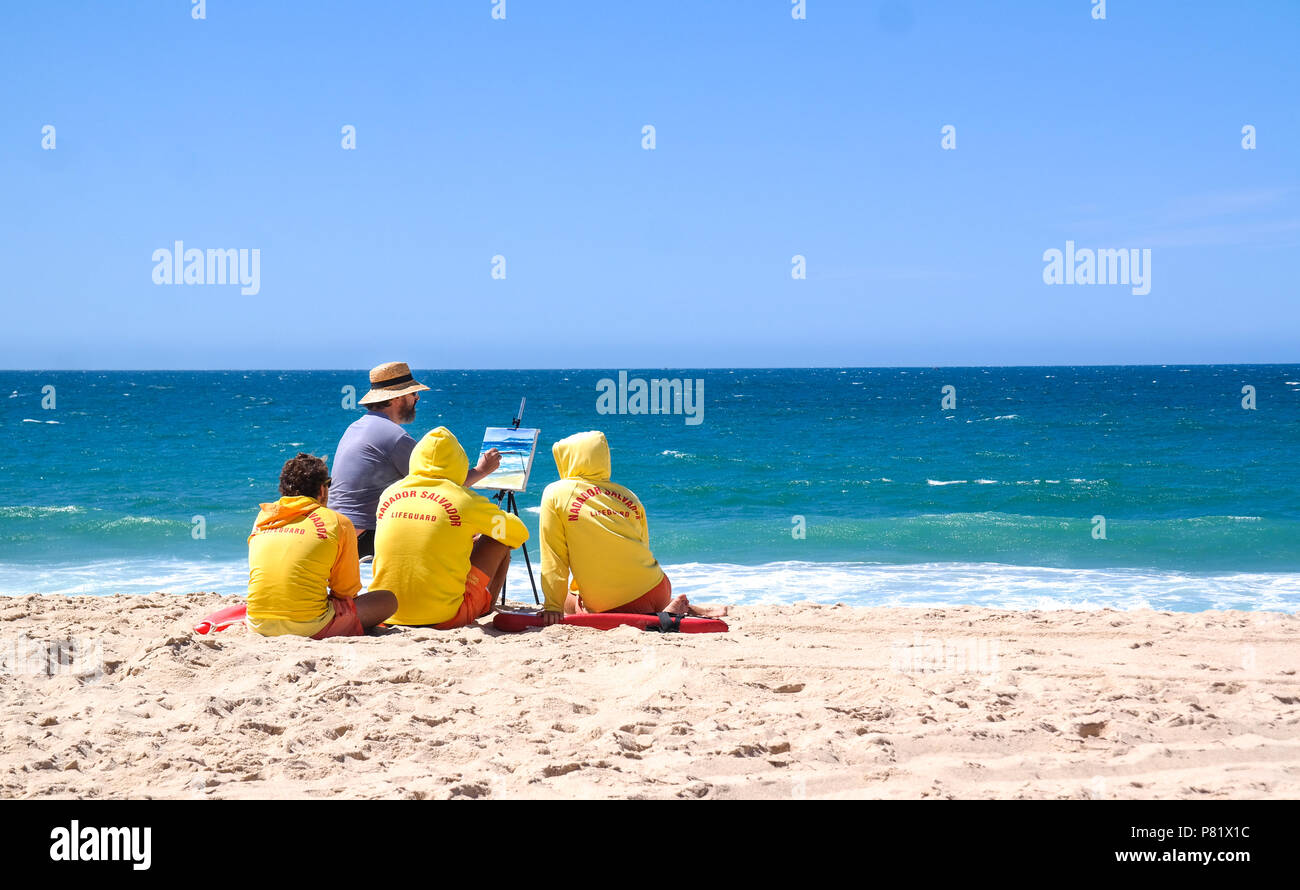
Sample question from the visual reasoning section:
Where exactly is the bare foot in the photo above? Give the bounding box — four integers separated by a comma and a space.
665, 594, 728, 618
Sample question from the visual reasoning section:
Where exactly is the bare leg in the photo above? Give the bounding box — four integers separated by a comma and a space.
665, 594, 729, 618
354, 590, 397, 629
564, 592, 586, 615
488, 548, 510, 598
470, 536, 511, 601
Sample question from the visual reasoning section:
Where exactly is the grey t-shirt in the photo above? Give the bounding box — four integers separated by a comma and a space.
329, 411, 416, 531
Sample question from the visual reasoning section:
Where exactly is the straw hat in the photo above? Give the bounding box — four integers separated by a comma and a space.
358, 362, 430, 405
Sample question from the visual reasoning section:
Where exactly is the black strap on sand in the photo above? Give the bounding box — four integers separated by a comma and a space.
649, 612, 684, 633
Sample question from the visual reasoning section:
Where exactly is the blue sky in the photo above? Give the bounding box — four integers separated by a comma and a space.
1, 1, 1296, 369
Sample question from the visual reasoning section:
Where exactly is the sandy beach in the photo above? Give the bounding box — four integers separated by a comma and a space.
0, 594, 1296, 800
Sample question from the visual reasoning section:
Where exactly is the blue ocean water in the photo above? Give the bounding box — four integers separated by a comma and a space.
1, 367, 1297, 612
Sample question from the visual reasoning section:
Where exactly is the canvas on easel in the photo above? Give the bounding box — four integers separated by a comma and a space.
472, 427, 540, 492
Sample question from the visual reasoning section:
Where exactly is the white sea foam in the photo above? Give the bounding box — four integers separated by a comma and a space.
655, 561, 1300, 613
4, 559, 1296, 614
927, 479, 967, 486
0, 505, 85, 517
102, 516, 179, 529
0, 559, 250, 596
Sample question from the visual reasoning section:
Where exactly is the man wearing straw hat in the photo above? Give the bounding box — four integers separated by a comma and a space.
330, 362, 500, 558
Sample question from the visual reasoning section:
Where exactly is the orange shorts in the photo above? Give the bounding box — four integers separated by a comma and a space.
312, 596, 365, 639
433, 566, 494, 630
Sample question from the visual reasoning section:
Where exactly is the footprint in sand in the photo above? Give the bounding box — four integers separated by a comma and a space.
1075, 721, 1107, 738
543, 762, 582, 778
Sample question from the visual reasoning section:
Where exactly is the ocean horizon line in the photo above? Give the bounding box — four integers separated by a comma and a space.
4, 362, 1299, 373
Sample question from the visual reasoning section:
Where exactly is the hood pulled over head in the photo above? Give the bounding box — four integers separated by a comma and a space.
552, 430, 611, 482
409, 426, 470, 485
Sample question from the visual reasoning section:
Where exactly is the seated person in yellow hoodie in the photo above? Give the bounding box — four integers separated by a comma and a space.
538, 430, 725, 625
247, 453, 397, 638
372, 427, 529, 628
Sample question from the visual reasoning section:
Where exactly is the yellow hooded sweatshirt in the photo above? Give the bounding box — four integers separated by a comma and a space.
246, 496, 361, 637
372, 426, 529, 626
539, 431, 664, 613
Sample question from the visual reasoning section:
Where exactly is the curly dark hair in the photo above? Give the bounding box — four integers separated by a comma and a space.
279, 452, 330, 498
